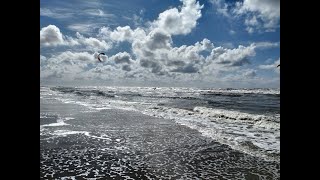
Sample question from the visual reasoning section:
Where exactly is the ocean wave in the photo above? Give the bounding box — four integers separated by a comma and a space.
50, 87, 115, 98
200, 88, 280, 95
141, 106, 279, 161
193, 106, 280, 123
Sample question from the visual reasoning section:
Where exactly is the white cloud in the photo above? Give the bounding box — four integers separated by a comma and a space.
151, 0, 203, 35
206, 44, 256, 67
259, 58, 280, 74
242, 69, 257, 78
209, 0, 280, 33
234, 0, 280, 32
40, 51, 96, 80
40, 25, 65, 47
219, 69, 259, 83
40, 55, 47, 67
109, 52, 133, 64
209, 0, 230, 18
75, 32, 111, 51
99, 26, 146, 42
246, 27, 254, 34
68, 24, 95, 34
245, 15, 259, 26
84, 9, 115, 18
40, 25, 80, 47
40, 25, 111, 51
40, 8, 74, 19
229, 30, 236, 35
254, 41, 280, 49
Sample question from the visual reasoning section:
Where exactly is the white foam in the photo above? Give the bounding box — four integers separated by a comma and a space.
61, 177, 76, 180
85, 133, 111, 141
141, 105, 280, 161
64, 117, 75, 121
52, 130, 112, 142
40, 117, 74, 127
53, 130, 88, 136
193, 106, 279, 122
41, 121, 69, 127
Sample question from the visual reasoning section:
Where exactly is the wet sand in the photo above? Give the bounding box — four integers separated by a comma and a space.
40, 100, 280, 179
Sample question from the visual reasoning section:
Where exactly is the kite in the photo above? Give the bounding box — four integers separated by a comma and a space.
97, 52, 105, 62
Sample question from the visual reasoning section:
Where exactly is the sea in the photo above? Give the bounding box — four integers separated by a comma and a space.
40, 86, 280, 179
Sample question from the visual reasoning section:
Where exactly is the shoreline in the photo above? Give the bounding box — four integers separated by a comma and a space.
41, 100, 280, 179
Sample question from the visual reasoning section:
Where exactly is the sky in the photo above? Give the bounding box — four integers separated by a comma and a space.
40, 0, 280, 88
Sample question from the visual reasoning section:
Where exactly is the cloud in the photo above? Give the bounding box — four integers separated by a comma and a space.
40, 51, 95, 80
229, 30, 236, 35
234, 0, 280, 32
109, 52, 133, 64
40, 8, 74, 19
98, 26, 146, 42
131, 31, 214, 75
40, 25, 80, 47
41, 50, 141, 82
209, 0, 230, 18
259, 58, 280, 73
40, 25, 111, 51
40, 25, 65, 46
245, 15, 259, 27
209, 0, 280, 33
84, 9, 115, 18
242, 69, 257, 78
68, 24, 95, 34
219, 69, 258, 83
171, 64, 199, 73
75, 32, 111, 51
40, 55, 47, 67
254, 41, 279, 49
151, 0, 203, 35
206, 44, 256, 67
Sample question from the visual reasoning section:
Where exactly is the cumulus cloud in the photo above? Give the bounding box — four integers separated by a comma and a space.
98, 26, 146, 42
109, 52, 133, 64
151, 0, 203, 35
40, 51, 96, 80
40, 25, 111, 51
242, 69, 257, 78
40, 25, 80, 47
40, 25, 65, 46
75, 32, 111, 51
206, 44, 256, 67
131, 32, 215, 75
